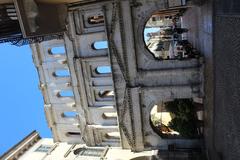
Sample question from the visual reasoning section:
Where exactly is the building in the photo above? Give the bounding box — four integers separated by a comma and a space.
0, 0, 207, 159
29, 0, 204, 152
0, 131, 154, 160
3, 0, 240, 159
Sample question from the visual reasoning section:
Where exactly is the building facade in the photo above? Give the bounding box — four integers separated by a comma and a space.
0, 131, 154, 160
0, 0, 205, 158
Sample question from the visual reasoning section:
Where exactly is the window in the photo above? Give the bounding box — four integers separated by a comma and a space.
96, 90, 114, 101
105, 132, 120, 139
88, 15, 104, 24
92, 41, 108, 50
154, 42, 164, 51
62, 111, 77, 118
99, 90, 114, 98
53, 69, 70, 77
35, 145, 52, 152
102, 112, 117, 119
57, 90, 74, 97
66, 132, 81, 137
95, 66, 111, 74
49, 46, 65, 55
152, 17, 156, 21
73, 148, 105, 157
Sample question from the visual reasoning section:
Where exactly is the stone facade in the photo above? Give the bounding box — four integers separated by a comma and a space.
31, 37, 120, 147
29, 0, 204, 152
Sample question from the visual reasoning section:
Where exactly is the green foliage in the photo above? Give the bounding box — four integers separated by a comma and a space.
165, 99, 194, 116
168, 117, 198, 138
165, 99, 199, 138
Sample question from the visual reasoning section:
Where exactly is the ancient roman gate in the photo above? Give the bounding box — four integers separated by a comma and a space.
31, 0, 203, 152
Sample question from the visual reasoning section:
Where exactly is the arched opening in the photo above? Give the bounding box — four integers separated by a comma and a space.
73, 147, 105, 157
62, 111, 77, 118
105, 132, 120, 139
57, 59, 67, 64
95, 66, 111, 74
143, 9, 200, 60
150, 99, 203, 138
97, 90, 114, 101
57, 90, 74, 97
102, 112, 117, 119
99, 90, 114, 97
53, 69, 70, 77
88, 15, 104, 25
49, 46, 65, 55
92, 41, 108, 50
66, 132, 80, 137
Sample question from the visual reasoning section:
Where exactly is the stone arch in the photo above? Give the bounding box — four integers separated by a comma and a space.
141, 86, 199, 143
135, 2, 168, 61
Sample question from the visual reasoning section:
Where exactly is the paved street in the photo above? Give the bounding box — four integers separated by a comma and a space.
182, 0, 240, 159
213, 0, 240, 159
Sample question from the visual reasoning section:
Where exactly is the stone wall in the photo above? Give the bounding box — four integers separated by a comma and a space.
31, 0, 204, 152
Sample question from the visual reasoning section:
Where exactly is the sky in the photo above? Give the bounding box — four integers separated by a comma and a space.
144, 27, 160, 41
0, 43, 51, 156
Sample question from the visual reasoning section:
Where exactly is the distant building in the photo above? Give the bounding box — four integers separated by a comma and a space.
0, 131, 154, 160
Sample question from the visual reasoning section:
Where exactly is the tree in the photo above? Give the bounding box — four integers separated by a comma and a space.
165, 99, 199, 138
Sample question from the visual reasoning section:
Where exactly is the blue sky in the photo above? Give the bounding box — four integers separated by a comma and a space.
144, 27, 160, 41
0, 43, 51, 156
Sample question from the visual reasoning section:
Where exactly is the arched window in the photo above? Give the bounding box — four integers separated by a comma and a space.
92, 41, 108, 50
66, 132, 80, 137
49, 46, 65, 55
98, 90, 114, 99
88, 15, 104, 24
102, 112, 117, 119
105, 132, 120, 139
35, 145, 53, 153
95, 66, 111, 74
53, 69, 70, 77
73, 148, 104, 157
57, 90, 74, 97
62, 111, 77, 118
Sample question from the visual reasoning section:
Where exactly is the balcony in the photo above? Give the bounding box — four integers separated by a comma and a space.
0, 0, 67, 45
